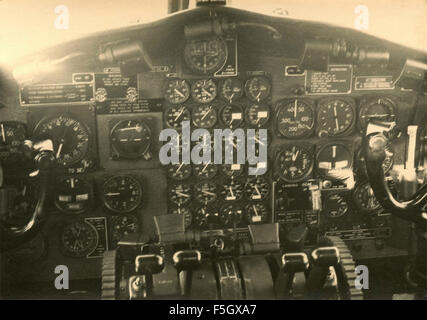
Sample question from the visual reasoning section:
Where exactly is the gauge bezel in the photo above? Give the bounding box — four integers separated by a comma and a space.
219, 77, 244, 102
193, 162, 218, 179
190, 79, 218, 104
110, 119, 152, 159
244, 75, 271, 102
110, 214, 139, 247
244, 177, 270, 201
275, 144, 314, 183
164, 105, 192, 129
219, 103, 244, 128
166, 163, 193, 181
358, 96, 397, 129
168, 183, 193, 206
315, 142, 353, 181
316, 97, 356, 138
245, 202, 269, 224
102, 175, 143, 214
194, 181, 218, 204
244, 102, 271, 128
219, 203, 244, 227
54, 176, 94, 214
221, 179, 244, 201
59, 220, 99, 258
352, 182, 382, 214
163, 78, 191, 104
275, 99, 315, 139
191, 103, 218, 128
322, 192, 349, 219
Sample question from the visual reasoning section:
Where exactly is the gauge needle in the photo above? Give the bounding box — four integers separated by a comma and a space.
201, 106, 212, 120
253, 205, 259, 216
202, 190, 216, 196
174, 89, 185, 98
176, 191, 190, 198
255, 92, 262, 101
119, 126, 142, 132
1, 124, 5, 143
292, 149, 300, 162
106, 192, 121, 196
254, 185, 261, 196
335, 118, 340, 131
202, 88, 212, 97
294, 100, 298, 118
229, 186, 235, 198
201, 161, 210, 172
254, 136, 265, 146
56, 143, 63, 159
176, 163, 184, 173
229, 93, 235, 102
174, 107, 185, 121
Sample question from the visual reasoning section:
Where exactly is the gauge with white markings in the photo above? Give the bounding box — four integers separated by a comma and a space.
169, 183, 192, 206
317, 98, 356, 137
244, 76, 271, 102
221, 179, 244, 201
244, 177, 270, 201
55, 176, 92, 214
276, 99, 315, 138
183, 37, 227, 75
193, 162, 218, 179
245, 203, 269, 224
0, 122, 26, 145
316, 143, 353, 180
245, 103, 271, 127
110, 214, 139, 246
110, 120, 151, 159
164, 78, 191, 104
192, 104, 218, 128
220, 104, 244, 127
275, 145, 314, 182
164, 105, 191, 129
220, 78, 244, 102
60, 220, 98, 257
191, 79, 217, 103
166, 163, 192, 181
194, 182, 218, 204
221, 163, 245, 178
353, 182, 382, 213
102, 175, 143, 213
220, 204, 243, 227
323, 193, 349, 218
359, 96, 396, 129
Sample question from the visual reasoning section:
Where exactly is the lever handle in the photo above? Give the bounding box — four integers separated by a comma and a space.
173, 250, 201, 271
135, 254, 164, 275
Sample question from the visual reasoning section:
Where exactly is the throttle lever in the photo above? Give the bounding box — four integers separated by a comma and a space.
274, 252, 309, 299
130, 254, 164, 299
173, 250, 202, 297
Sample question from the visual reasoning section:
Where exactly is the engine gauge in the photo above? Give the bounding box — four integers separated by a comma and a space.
169, 183, 192, 206
194, 182, 218, 204
110, 214, 139, 247
245, 203, 269, 224
353, 182, 382, 213
276, 99, 315, 138
102, 175, 143, 213
0, 122, 26, 146
183, 36, 228, 75
359, 96, 396, 129
55, 176, 93, 214
244, 76, 271, 102
164, 78, 191, 104
166, 163, 192, 180
323, 193, 349, 218
60, 220, 98, 257
169, 207, 192, 229
192, 104, 218, 128
191, 79, 217, 103
221, 179, 244, 201
220, 78, 244, 102
33, 115, 90, 167
193, 206, 220, 228
110, 120, 151, 159
244, 177, 270, 201
220, 204, 243, 227
317, 98, 356, 137
193, 162, 218, 179
245, 103, 271, 127
275, 145, 314, 182
316, 143, 353, 180
164, 105, 191, 129
221, 163, 245, 178
220, 104, 244, 127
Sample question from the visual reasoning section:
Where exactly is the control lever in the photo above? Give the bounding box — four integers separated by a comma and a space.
173, 250, 202, 297
283, 224, 308, 252
130, 254, 164, 299
274, 253, 309, 299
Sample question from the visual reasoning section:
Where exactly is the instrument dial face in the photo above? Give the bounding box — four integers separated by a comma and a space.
220, 104, 244, 127
110, 120, 151, 159
221, 179, 244, 201
55, 177, 92, 214
33, 115, 90, 167
169, 183, 192, 206
244, 177, 270, 201
102, 175, 143, 213
276, 100, 315, 138
0, 122, 26, 145
244, 76, 271, 102
193, 162, 218, 179
191, 79, 217, 103
245, 103, 271, 127
276, 145, 314, 182
324, 193, 349, 218
169, 207, 192, 229
317, 99, 355, 137
359, 97, 396, 129
316, 144, 352, 180
164, 79, 191, 104
183, 36, 228, 75
194, 182, 218, 204
192, 104, 218, 128
353, 182, 382, 213
245, 203, 268, 224
193, 206, 219, 228
166, 163, 192, 181
110, 214, 139, 246
220, 78, 244, 102
221, 163, 245, 178
165, 105, 191, 129
220, 204, 243, 227
60, 220, 98, 257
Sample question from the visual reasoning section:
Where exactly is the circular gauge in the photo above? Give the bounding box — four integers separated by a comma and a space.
220, 204, 243, 227
276, 99, 315, 138
164, 105, 191, 129
245, 103, 271, 127
193, 206, 220, 228
164, 79, 191, 104
251, 129, 270, 158
0, 122, 26, 146
55, 177, 92, 214
317, 98, 356, 137
221, 163, 245, 178
192, 104, 218, 128
220, 78, 244, 102
275, 145, 314, 182
353, 182, 382, 213
245, 177, 270, 201
110, 120, 151, 159
323, 193, 349, 218
110, 214, 139, 246
245, 203, 269, 224
102, 175, 143, 213
221, 179, 244, 201
166, 163, 192, 181
244, 76, 271, 102
191, 79, 217, 103
359, 96, 396, 129
33, 115, 90, 167
194, 182, 218, 204
220, 104, 244, 127
169, 183, 192, 206
193, 162, 218, 179
316, 143, 353, 180
60, 220, 98, 257
184, 36, 228, 75
169, 207, 192, 229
